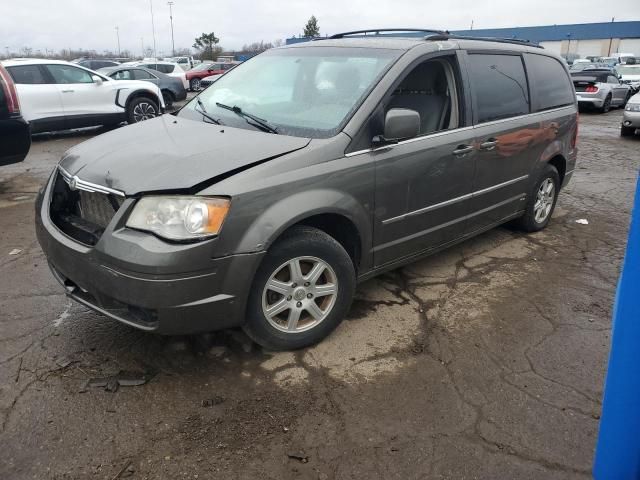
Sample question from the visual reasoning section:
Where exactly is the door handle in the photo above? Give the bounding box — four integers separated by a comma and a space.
61, 89, 74, 93
479, 138, 498, 151
452, 145, 474, 156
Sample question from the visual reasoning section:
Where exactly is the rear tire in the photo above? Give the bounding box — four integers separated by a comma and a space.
162, 90, 174, 108
621, 125, 635, 137
243, 225, 356, 351
127, 97, 159, 124
599, 94, 612, 113
190, 78, 201, 91
514, 164, 560, 233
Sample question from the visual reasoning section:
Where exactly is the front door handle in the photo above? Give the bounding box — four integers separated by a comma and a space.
452, 145, 474, 156
61, 89, 74, 93
479, 138, 498, 151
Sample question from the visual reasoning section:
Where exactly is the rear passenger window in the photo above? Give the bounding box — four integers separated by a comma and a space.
7, 65, 47, 84
467, 54, 529, 123
525, 54, 575, 111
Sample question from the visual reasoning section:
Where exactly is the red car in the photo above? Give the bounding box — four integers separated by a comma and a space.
186, 61, 240, 91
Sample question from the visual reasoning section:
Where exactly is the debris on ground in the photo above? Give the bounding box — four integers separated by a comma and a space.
201, 396, 225, 407
111, 459, 132, 480
576, 218, 589, 225
8, 248, 21, 255
287, 452, 309, 463
207, 346, 228, 358
55, 356, 75, 368
83, 371, 156, 392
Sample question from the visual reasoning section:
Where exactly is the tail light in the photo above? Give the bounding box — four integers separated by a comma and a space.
585, 85, 598, 93
0, 65, 20, 115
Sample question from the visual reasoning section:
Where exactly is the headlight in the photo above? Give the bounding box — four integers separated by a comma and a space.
126, 196, 230, 240
626, 104, 640, 112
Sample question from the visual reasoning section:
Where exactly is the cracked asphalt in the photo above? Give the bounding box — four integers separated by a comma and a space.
1, 108, 638, 479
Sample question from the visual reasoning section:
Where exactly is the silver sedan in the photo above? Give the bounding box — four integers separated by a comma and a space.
621, 92, 640, 137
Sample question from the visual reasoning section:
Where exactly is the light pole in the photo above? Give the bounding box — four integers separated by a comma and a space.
149, 0, 157, 62
167, 1, 175, 57
115, 26, 121, 57
4, 46, 9, 59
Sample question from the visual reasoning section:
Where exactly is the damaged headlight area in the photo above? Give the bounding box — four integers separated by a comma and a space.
126, 196, 230, 240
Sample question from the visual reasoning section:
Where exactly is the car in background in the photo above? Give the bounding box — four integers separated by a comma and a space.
621, 92, 640, 136
0, 64, 30, 166
98, 65, 186, 107
569, 62, 613, 73
134, 61, 188, 90
617, 64, 640, 93
75, 59, 120, 70
4, 59, 165, 133
571, 69, 632, 112
200, 73, 222, 89
170, 56, 197, 71
185, 61, 240, 91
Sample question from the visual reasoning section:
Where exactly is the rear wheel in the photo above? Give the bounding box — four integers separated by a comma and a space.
621, 125, 636, 137
162, 90, 174, 108
243, 226, 356, 350
514, 164, 560, 233
127, 97, 159, 124
599, 94, 612, 113
190, 78, 201, 91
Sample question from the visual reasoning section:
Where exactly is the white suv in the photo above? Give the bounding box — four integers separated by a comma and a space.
2, 59, 165, 133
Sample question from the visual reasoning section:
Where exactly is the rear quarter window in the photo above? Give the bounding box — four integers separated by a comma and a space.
466, 53, 530, 124
525, 54, 575, 111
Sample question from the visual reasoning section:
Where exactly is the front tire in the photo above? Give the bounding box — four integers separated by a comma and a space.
514, 164, 560, 232
190, 78, 201, 91
127, 97, 159, 124
243, 226, 356, 351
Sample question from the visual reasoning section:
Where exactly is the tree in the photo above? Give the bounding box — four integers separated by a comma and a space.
303, 16, 320, 38
193, 32, 220, 60
241, 41, 273, 53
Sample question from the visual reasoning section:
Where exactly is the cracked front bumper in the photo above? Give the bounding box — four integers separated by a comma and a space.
35, 172, 265, 334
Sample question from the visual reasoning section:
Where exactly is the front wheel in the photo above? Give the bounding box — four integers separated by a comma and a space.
127, 97, 159, 124
243, 226, 356, 351
514, 164, 560, 232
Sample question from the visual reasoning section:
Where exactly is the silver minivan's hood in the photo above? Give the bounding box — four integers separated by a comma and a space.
59, 115, 310, 195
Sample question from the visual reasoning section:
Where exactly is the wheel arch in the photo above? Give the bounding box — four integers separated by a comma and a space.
123, 89, 162, 111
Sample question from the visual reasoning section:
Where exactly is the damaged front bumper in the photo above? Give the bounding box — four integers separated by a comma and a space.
35, 171, 264, 335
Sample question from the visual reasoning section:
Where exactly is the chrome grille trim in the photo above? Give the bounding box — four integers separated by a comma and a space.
58, 166, 125, 197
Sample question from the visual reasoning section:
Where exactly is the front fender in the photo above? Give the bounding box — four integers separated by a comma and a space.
235, 188, 372, 260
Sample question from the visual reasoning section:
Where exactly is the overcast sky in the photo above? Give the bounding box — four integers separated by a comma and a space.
2, 0, 639, 55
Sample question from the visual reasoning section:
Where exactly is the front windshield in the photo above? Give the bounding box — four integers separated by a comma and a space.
618, 65, 640, 75
179, 46, 400, 138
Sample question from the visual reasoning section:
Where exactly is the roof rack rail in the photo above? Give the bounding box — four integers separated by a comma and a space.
432, 34, 544, 48
329, 28, 448, 39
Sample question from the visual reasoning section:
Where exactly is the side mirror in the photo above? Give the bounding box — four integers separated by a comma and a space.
373, 108, 420, 146
92, 75, 103, 85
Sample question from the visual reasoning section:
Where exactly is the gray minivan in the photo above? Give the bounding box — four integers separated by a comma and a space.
36, 30, 578, 350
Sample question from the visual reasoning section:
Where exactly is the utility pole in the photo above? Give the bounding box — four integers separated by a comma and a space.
168, 1, 175, 57
4, 46, 9, 59
149, 0, 157, 62
607, 17, 615, 56
115, 26, 121, 57
141, 37, 144, 58
470, 19, 474, 31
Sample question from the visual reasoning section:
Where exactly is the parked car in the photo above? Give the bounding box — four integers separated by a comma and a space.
569, 62, 612, 72
617, 64, 640, 93
134, 61, 188, 90
170, 56, 197, 70
571, 69, 632, 112
0, 63, 30, 166
98, 65, 187, 107
200, 73, 223, 89
185, 61, 240, 91
75, 59, 120, 70
35, 30, 578, 350
621, 92, 640, 137
4, 59, 165, 133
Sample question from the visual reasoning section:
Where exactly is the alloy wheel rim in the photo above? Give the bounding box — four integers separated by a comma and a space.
262, 256, 338, 333
533, 178, 555, 223
193, 79, 201, 90
133, 102, 156, 122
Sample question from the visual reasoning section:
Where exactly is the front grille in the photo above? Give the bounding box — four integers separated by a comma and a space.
50, 172, 123, 246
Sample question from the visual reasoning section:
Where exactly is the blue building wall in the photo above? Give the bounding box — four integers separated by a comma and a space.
286, 21, 640, 45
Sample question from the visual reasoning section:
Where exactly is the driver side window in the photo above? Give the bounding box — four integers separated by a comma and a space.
386, 57, 460, 136
46, 65, 93, 84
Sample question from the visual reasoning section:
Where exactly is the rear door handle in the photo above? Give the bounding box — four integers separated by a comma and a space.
61, 89, 74, 93
479, 139, 498, 151
452, 145, 474, 156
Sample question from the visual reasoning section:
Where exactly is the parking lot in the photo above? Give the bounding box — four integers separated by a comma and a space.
0, 104, 638, 479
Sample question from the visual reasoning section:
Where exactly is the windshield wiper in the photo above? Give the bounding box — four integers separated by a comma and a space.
195, 97, 223, 125
215, 102, 278, 134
